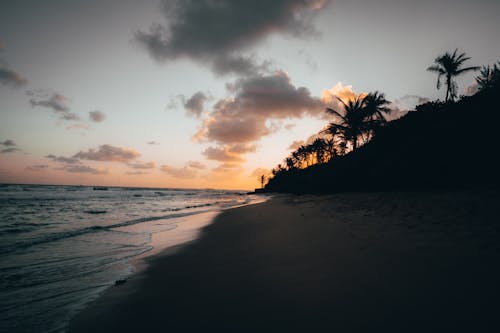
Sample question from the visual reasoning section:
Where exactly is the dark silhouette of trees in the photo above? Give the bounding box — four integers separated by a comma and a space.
476, 62, 500, 91
427, 49, 479, 102
264, 52, 500, 194
325, 92, 391, 152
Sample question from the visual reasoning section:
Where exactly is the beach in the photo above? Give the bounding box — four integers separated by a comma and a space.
70, 190, 500, 332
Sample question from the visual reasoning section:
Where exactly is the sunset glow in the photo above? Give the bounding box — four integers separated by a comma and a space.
1, 0, 499, 189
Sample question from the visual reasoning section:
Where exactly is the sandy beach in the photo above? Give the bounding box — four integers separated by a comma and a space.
70, 190, 500, 332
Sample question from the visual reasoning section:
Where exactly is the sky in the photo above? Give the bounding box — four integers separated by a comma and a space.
1, 0, 499, 190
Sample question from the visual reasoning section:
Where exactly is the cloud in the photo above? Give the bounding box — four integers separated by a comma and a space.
321, 82, 361, 110
212, 162, 244, 173
184, 91, 208, 117
0, 41, 28, 87
0, 66, 27, 87
28, 91, 80, 121
61, 165, 108, 175
45, 154, 80, 164
1, 139, 20, 153
74, 144, 140, 162
194, 71, 323, 145
1, 139, 16, 147
147, 141, 160, 145
187, 161, 206, 169
25, 165, 49, 172
135, 0, 329, 75
160, 164, 198, 179
228, 143, 257, 154
211, 54, 274, 76
387, 94, 430, 121
202, 146, 245, 162
126, 171, 151, 175
1, 147, 21, 153
128, 161, 156, 169
288, 140, 305, 150
89, 110, 106, 122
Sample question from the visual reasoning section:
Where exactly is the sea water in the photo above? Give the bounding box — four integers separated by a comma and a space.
0, 184, 264, 332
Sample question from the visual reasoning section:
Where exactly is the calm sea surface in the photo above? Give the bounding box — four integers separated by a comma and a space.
0, 184, 265, 332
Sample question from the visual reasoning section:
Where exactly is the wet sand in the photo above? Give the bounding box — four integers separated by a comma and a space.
70, 190, 500, 332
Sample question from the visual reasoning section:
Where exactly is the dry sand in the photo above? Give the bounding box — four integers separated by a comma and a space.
70, 190, 500, 332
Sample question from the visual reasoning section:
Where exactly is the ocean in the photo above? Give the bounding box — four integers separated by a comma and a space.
0, 184, 265, 333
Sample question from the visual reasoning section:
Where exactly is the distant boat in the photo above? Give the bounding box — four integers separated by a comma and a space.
93, 187, 108, 191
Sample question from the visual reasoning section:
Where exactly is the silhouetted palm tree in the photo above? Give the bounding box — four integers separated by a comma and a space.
311, 138, 328, 164
325, 96, 381, 151
476, 62, 500, 91
363, 91, 391, 123
427, 49, 479, 102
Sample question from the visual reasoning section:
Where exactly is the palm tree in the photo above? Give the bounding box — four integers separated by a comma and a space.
427, 49, 479, 102
311, 138, 327, 164
324, 96, 383, 151
475, 62, 500, 91
363, 91, 391, 123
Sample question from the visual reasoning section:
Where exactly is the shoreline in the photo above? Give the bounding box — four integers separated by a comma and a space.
66, 196, 269, 331
70, 190, 500, 332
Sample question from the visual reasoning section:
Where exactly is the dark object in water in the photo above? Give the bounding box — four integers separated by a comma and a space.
93, 187, 108, 191
85, 210, 107, 214
133, 194, 142, 197
115, 279, 127, 285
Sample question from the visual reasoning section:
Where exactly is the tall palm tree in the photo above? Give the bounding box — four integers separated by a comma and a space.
427, 49, 479, 102
324, 96, 383, 151
475, 62, 500, 91
363, 91, 391, 123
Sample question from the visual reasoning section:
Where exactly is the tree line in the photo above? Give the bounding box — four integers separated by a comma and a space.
264, 49, 500, 185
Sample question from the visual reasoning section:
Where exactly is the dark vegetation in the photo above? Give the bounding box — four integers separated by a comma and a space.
265, 52, 500, 193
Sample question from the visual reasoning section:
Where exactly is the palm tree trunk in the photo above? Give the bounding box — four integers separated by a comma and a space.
445, 76, 451, 102
352, 137, 357, 151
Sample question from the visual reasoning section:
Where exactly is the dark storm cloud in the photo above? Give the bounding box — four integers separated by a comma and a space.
135, 0, 329, 75
74, 144, 140, 162
89, 110, 106, 122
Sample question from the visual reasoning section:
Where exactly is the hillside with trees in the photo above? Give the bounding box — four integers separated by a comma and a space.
265, 52, 500, 193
